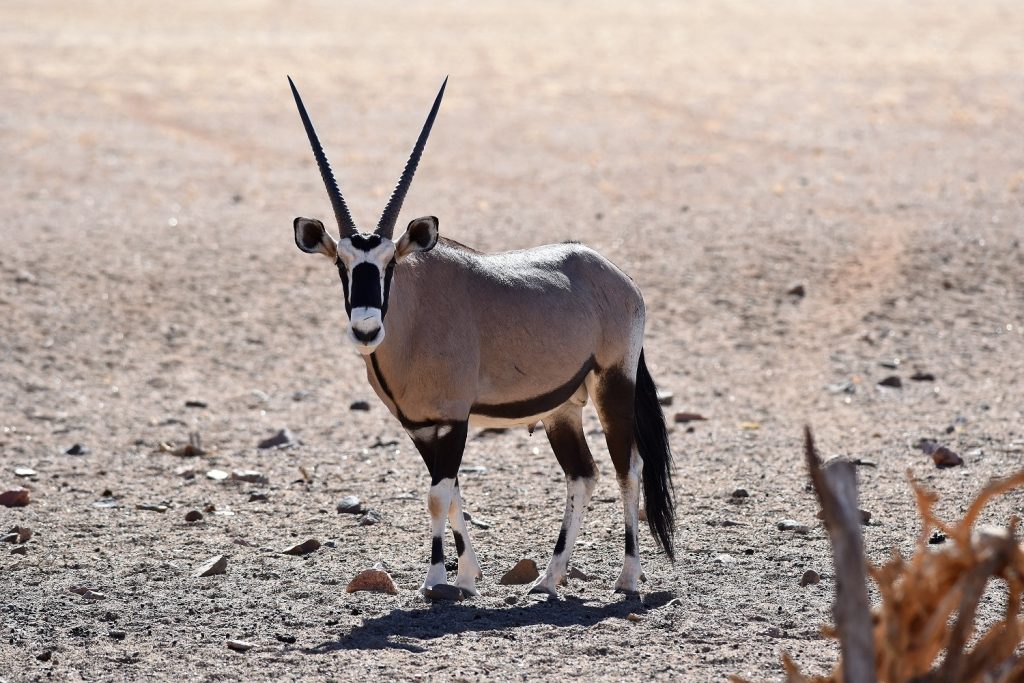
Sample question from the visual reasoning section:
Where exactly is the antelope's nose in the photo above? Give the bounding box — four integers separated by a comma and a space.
352, 325, 381, 343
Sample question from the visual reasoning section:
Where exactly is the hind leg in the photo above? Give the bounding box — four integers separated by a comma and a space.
589, 366, 644, 595
447, 479, 483, 595
529, 404, 599, 597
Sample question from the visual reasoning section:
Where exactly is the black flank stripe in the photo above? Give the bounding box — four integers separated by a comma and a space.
472, 356, 596, 420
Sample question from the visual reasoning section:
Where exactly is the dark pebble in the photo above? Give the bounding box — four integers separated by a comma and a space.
929, 531, 946, 545
910, 372, 935, 382
185, 510, 203, 522
65, 444, 89, 456
184, 400, 208, 408
358, 509, 382, 526
275, 633, 296, 644
731, 488, 749, 499
258, 429, 296, 450
110, 630, 126, 640
349, 400, 371, 411
877, 376, 902, 389
786, 283, 806, 298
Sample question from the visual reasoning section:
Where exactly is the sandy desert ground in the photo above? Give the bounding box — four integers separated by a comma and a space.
2, 1, 1024, 680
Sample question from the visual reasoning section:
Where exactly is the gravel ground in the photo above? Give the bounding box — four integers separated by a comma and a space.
2, 1, 1024, 681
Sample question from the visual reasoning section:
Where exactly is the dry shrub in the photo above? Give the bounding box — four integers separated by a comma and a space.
781, 446, 1024, 683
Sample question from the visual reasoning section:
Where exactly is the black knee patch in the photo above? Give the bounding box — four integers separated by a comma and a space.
624, 526, 637, 557
410, 422, 469, 485
431, 536, 444, 565
553, 527, 568, 556
453, 530, 466, 557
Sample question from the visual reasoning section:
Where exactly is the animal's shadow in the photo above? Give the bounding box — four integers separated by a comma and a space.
306, 591, 678, 653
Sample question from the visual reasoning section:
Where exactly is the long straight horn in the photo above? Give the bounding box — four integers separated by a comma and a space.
288, 76, 358, 237
375, 76, 447, 238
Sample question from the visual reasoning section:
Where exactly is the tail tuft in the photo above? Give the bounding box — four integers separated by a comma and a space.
634, 349, 676, 561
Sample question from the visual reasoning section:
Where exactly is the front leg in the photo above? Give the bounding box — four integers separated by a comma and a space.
408, 421, 469, 595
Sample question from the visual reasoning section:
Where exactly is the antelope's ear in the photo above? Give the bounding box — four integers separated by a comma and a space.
396, 216, 439, 261
293, 217, 337, 260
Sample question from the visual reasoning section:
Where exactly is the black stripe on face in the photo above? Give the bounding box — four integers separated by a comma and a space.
349, 262, 382, 309
380, 259, 396, 320
337, 263, 352, 316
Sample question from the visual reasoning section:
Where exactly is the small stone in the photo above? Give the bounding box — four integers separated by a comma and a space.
184, 400, 208, 408
184, 510, 203, 522
226, 639, 255, 653
275, 633, 296, 644
424, 584, 465, 602
799, 570, 821, 587
358, 510, 382, 526
929, 531, 947, 545
93, 497, 120, 509
10, 546, 27, 556
504, 595, 518, 605
626, 612, 642, 622
0, 488, 29, 507
336, 495, 364, 514
910, 371, 935, 382
674, 412, 707, 424
345, 569, 399, 595
37, 650, 52, 662
206, 469, 229, 481
349, 400, 371, 411
80, 590, 107, 601
567, 567, 596, 582
248, 491, 269, 502
499, 559, 540, 585
786, 283, 806, 298
230, 470, 268, 485
65, 443, 89, 456
826, 380, 855, 395
932, 446, 963, 469
14, 467, 36, 478
738, 421, 761, 430
777, 519, 810, 534
283, 539, 321, 556
258, 428, 296, 450
915, 438, 939, 455
5, 525, 28, 543
656, 390, 674, 406
109, 630, 126, 640
731, 488, 749, 499
860, 509, 872, 525
715, 554, 736, 564
193, 555, 227, 577
0, 533, 18, 543
877, 375, 902, 389
135, 503, 169, 513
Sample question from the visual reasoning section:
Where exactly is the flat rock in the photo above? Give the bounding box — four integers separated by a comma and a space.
345, 569, 398, 595
673, 411, 707, 424
205, 469, 229, 481
230, 470, 268, 485
777, 519, 810, 534
336, 495, 364, 514
226, 639, 255, 653
910, 371, 936, 382
877, 375, 902, 389
499, 559, 540, 585
135, 503, 169, 513
0, 488, 30, 507
65, 443, 89, 456
799, 569, 821, 587
10, 546, 28, 556
14, 467, 36, 478
257, 428, 296, 450
283, 539, 321, 556
193, 554, 227, 577
349, 400, 371, 411
656, 390, 674, 406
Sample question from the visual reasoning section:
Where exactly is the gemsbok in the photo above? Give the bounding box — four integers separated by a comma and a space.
287, 76, 675, 598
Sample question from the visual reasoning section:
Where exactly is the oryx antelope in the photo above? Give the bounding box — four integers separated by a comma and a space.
287, 76, 675, 598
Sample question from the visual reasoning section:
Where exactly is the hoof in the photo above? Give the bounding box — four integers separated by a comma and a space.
454, 581, 479, 597
613, 587, 641, 597
528, 584, 558, 599
423, 584, 465, 602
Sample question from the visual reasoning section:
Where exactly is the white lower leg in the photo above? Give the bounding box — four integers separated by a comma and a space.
447, 484, 482, 595
531, 475, 597, 595
614, 451, 644, 594
421, 478, 456, 592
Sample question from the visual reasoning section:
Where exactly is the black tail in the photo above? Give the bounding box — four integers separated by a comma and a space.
634, 349, 676, 561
